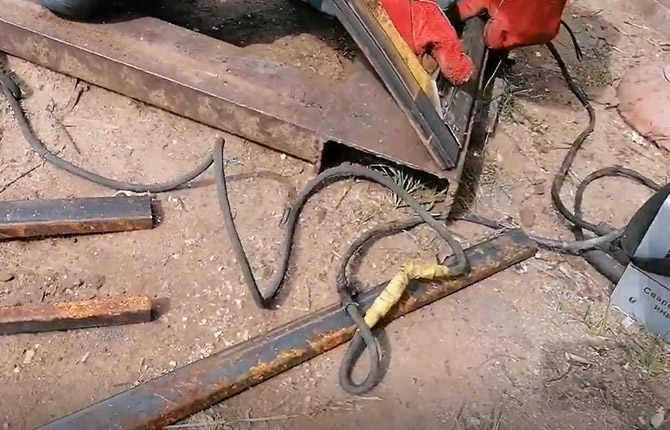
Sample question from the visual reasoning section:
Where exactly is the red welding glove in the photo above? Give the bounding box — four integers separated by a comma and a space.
380, 0, 474, 85
457, 0, 568, 50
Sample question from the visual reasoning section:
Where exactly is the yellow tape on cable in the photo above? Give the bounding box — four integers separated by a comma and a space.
364, 262, 451, 328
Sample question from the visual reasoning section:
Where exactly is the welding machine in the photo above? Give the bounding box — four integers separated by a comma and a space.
613, 183, 670, 341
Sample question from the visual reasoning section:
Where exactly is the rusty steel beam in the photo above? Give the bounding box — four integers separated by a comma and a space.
0, 296, 153, 335
39, 230, 536, 430
0, 0, 487, 184
0, 196, 154, 240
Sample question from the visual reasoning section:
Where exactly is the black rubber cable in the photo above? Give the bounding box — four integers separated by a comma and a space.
545, 42, 603, 235
215, 137, 469, 309
560, 20, 584, 62
0, 70, 20, 100
333, 210, 622, 292
573, 166, 662, 208
570, 166, 661, 248
571, 167, 661, 283
339, 302, 382, 395
216, 138, 470, 392
545, 42, 663, 282
0, 73, 214, 193
335, 216, 441, 294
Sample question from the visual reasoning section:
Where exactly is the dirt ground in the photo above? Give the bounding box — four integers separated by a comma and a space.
2, 0, 670, 429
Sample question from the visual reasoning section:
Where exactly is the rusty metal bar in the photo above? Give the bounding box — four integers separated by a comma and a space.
0, 196, 153, 240
0, 296, 153, 335
39, 230, 536, 430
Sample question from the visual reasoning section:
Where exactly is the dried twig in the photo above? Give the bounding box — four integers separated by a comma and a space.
622, 19, 648, 30
478, 354, 522, 369
334, 182, 355, 209
0, 163, 42, 195
62, 80, 90, 113
545, 363, 573, 383
46, 99, 82, 154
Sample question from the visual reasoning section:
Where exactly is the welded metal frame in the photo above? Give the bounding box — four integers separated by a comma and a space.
0, 0, 488, 191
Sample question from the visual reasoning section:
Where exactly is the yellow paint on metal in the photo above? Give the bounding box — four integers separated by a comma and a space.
358, 0, 437, 97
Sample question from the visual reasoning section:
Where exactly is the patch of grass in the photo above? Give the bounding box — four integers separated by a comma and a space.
623, 337, 670, 377
494, 79, 550, 138
579, 304, 670, 378
373, 164, 446, 209
495, 60, 537, 123
577, 45, 616, 88
581, 304, 613, 336
376, 165, 423, 207
451, 147, 502, 214
497, 88, 523, 123
479, 161, 499, 188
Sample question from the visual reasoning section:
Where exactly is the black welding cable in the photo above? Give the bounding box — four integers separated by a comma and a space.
0, 70, 21, 100
572, 167, 661, 283
334, 216, 443, 395
544, 43, 659, 236
545, 42, 604, 235
333, 218, 426, 395
339, 303, 382, 395
333, 207, 618, 394
215, 139, 469, 394
545, 42, 664, 282
0, 72, 214, 193
574, 166, 662, 206
570, 166, 661, 242
335, 216, 437, 295
451, 213, 622, 252
214, 138, 468, 308
560, 20, 584, 62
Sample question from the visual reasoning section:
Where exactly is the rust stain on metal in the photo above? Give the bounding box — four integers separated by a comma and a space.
248, 348, 305, 382
309, 326, 358, 353
0, 296, 153, 335
39, 230, 536, 430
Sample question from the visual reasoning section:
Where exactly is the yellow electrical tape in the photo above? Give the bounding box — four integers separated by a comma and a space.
364, 262, 451, 328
